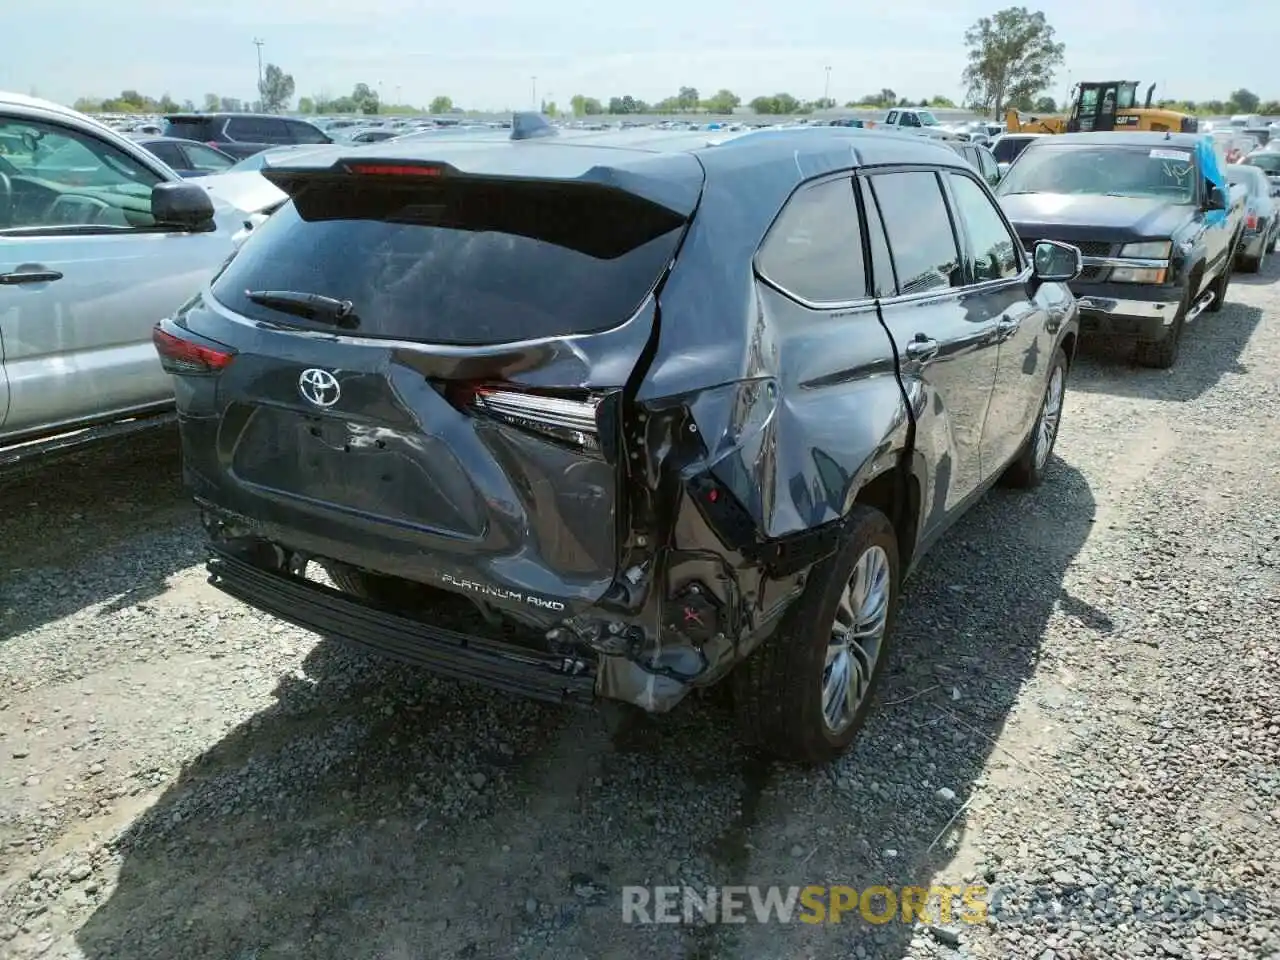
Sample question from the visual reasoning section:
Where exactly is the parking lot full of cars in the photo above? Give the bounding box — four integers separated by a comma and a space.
1, 91, 1279, 960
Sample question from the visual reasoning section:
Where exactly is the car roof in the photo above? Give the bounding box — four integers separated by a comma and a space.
263, 125, 970, 217
269, 124, 968, 175
164, 112, 304, 122
0, 90, 95, 124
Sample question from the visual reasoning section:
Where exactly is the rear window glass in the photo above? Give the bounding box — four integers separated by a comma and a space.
756, 177, 866, 303
163, 118, 215, 140
210, 178, 687, 345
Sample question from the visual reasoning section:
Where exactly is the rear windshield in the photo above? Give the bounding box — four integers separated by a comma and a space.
210, 177, 687, 345
163, 118, 215, 140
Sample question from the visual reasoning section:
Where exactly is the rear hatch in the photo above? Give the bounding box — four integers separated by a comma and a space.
171, 145, 702, 612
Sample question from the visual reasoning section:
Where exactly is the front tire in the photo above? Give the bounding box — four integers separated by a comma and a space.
1002, 345, 1068, 487
1207, 242, 1236, 313
733, 506, 900, 765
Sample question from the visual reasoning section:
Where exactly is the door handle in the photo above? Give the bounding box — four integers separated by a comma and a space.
996, 315, 1021, 340
0, 270, 63, 285
904, 334, 939, 362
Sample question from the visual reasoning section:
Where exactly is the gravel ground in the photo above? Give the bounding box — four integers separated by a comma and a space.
2, 265, 1279, 960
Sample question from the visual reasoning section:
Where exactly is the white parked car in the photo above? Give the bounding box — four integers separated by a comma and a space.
0, 92, 279, 462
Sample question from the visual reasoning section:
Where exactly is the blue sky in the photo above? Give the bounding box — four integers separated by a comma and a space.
6, 0, 1275, 111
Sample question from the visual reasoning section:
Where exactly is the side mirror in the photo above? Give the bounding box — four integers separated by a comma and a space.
1206, 185, 1227, 211
1033, 239, 1082, 283
151, 181, 216, 231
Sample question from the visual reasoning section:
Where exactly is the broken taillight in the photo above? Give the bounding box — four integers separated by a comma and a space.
152, 323, 236, 375
449, 384, 603, 452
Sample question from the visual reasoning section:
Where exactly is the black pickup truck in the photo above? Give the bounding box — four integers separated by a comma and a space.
995, 131, 1244, 368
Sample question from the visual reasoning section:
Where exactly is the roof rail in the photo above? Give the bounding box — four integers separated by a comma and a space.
511, 111, 558, 141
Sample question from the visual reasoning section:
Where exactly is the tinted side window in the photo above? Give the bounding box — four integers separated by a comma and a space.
162, 118, 215, 140
977, 148, 1000, 185
947, 174, 1020, 282
886, 111, 899, 125
287, 119, 330, 144
901, 112, 920, 128
857, 178, 896, 297
991, 138, 1019, 163
867, 171, 962, 295
145, 140, 186, 168
227, 117, 288, 142
756, 177, 866, 304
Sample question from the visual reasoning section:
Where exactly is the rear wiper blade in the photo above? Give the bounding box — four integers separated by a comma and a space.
244, 289, 360, 329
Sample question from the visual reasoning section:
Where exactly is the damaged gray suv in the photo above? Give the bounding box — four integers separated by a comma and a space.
155, 116, 1082, 763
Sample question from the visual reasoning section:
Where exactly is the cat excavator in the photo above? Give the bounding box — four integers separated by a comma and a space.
1006, 81, 1199, 135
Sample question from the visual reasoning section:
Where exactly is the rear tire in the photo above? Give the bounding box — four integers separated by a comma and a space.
1002, 345, 1069, 486
733, 506, 900, 765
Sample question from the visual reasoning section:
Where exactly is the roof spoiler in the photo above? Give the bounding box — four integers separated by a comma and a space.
511, 111, 558, 141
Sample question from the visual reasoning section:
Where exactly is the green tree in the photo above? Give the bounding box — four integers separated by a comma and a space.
203, 93, 220, 111
962, 7, 1065, 118
701, 89, 740, 114
1229, 88, 1260, 113
351, 83, 380, 114
258, 64, 295, 113
749, 93, 801, 115
1260, 100, 1280, 116
297, 96, 315, 113
429, 95, 454, 114
676, 86, 700, 111
607, 95, 647, 114
157, 93, 179, 114
543, 101, 558, 117
930, 95, 957, 108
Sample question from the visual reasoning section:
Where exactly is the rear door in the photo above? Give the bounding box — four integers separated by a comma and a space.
860, 168, 1001, 542
176, 155, 700, 607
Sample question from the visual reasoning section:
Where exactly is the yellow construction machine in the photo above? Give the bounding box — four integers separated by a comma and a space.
1006, 81, 1199, 135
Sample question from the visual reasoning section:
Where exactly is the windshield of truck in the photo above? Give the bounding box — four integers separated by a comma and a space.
918, 111, 939, 126
997, 143, 1197, 203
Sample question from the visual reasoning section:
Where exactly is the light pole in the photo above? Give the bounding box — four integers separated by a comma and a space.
531, 76, 538, 110
252, 38, 264, 104
824, 66, 831, 107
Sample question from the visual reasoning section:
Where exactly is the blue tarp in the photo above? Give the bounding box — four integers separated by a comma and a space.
1196, 135, 1228, 226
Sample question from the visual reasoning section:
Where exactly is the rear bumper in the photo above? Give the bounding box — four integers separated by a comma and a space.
207, 545, 597, 704
1071, 281, 1184, 341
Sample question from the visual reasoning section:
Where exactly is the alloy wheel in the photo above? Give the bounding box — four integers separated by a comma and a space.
1034, 365, 1064, 470
822, 545, 891, 733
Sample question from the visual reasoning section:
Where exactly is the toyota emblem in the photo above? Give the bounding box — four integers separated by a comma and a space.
298, 368, 341, 408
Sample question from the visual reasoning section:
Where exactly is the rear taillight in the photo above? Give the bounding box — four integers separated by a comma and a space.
206, 141, 221, 149
447, 383, 602, 451
1247, 213, 1259, 230
152, 323, 236, 375
346, 163, 444, 177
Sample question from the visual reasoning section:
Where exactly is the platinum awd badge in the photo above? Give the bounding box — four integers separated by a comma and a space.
439, 573, 566, 612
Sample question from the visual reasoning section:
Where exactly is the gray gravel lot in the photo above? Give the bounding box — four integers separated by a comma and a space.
2, 266, 1279, 960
